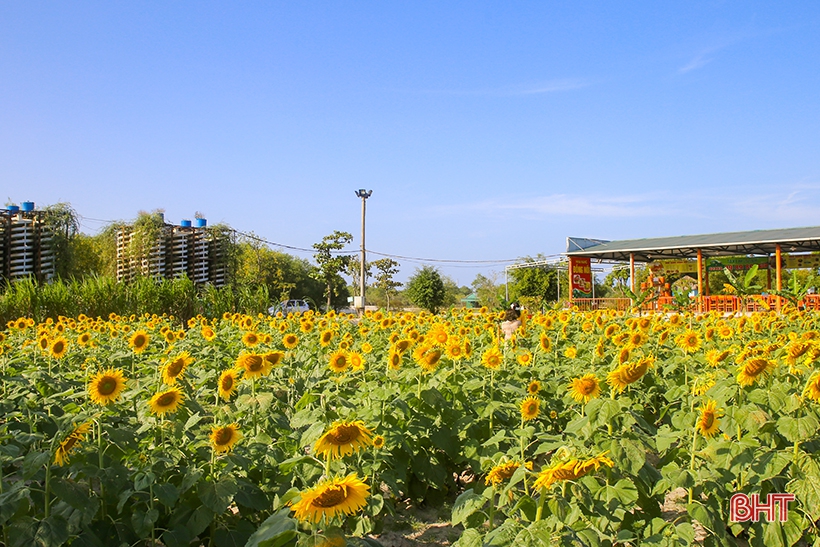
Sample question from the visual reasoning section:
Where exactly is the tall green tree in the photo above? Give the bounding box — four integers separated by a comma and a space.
41, 202, 80, 279
508, 256, 557, 308
372, 258, 401, 311
405, 265, 446, 314
311, 231, 353, 311
471, 273, 503, 309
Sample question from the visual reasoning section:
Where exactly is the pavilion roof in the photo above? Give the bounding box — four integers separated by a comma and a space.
566, 226, 820, 262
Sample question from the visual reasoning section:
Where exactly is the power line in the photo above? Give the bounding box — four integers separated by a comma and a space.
367, 249, 528, 264
231, 229, 355, 256
77, 213, 551, 265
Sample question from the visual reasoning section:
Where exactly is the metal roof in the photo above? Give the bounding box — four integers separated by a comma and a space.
565, 226, 820, 262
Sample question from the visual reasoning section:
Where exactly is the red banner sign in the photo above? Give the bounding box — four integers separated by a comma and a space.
569, 256, 593, 299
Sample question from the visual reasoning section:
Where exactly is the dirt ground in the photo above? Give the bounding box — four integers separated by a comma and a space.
367, 488, 730, 546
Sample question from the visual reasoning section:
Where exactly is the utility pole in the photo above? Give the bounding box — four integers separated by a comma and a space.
354, 189, 372, 312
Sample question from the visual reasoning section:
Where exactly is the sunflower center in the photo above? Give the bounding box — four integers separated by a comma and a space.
99, 377, 117, 395
579, 379, 596, 395
221, 375, 234, 390
157, 392, 177, 407
327, 425, 361, 444
214, 428, 234, 445
744, 359, 768, 376
134, 335, 146, 348
246, 355, 263, 371
313, 485, 347, 508
333, 356, 347, 368
53, 341, 65, 353
623, 362, 648, 383
701, 412, 715, 429
167, 360, 184, 376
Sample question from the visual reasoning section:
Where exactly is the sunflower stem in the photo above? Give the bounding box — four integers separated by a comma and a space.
688, 421, 698, 505
488, 486, 495, 531
97, 418, 106, 519
519, 416, 529, 496
44, 460, 51, 518
535, 486, 547, 521
252, 378, 258, 438
489, 370, 495, 433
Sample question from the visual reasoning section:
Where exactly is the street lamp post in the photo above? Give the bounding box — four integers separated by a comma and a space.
354, 189, 372, 312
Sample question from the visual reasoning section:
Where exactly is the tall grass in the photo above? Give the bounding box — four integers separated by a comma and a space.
0, 275, 271, 325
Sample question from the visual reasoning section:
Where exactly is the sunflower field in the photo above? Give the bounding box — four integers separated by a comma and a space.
2, 306, 820, 547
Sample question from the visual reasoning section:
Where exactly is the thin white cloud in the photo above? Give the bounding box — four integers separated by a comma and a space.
678, 52, 714, 74
394, 78, 591, 97
435, 192, 669, 218
509, 79, 590, 95
435, 182, 820, 226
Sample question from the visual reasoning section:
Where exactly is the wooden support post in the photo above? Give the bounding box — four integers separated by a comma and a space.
697, 249, 703, 313
776, 244, 782, 312
629, 253, 635, 293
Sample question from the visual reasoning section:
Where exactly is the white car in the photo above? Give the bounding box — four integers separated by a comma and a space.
268, 299, 310, 315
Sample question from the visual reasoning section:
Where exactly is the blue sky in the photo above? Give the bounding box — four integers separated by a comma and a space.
2, 2, 819, 285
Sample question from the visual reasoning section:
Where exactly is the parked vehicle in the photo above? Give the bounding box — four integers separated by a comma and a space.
268, 299, 310, 315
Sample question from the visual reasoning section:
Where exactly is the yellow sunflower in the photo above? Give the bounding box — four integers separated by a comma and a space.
149, 387, 184, 417
481, 346, 503, 370
349, 352, 365, 371
162, 352, 193, 385
517, 350, 533, 366
705, 349, 731, 367
210, 424, 241, 453
241, 331, 260, 347
539, 333, 552, 353
291, 474, 370, 524
38, 335, 50, 352
77, 332, 92, 346
803, 372, 820, 402
737, 357, 775, 387
394, 338, 413, 354
89, 368, 127, 405
201, 326, 217, 341
520, 396, 540, 421
319, 330, 334, 347
485, 460, 532, 486
446, 343, 464, 360
564, 346, 577, 359
568, 374, 601, 403
607, 356, 654, 393
785, 341, 812, 366
283, 333, 299, 349
676, 330, 702, 354
413, 345, 442, 372
129, 330, 150, 354
263, 351, 285, 368
314, 421, 373, 460
236, 353, 271, 379
54, 422, 92, 466
372, 435, 386, 449
218, 369, 240, 401
696, 400, 722, 438
533, 452, 614, 490
387, 350, 402, 370
328, 349, 349, 373
527, 380, 541, 395
50, 337, 69, 359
